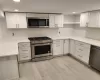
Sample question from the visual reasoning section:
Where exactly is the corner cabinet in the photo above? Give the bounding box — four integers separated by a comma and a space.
80, 12, 89, 27
6, 13, 27, 28
53, 40, 64, 56
49, 14, 63, 28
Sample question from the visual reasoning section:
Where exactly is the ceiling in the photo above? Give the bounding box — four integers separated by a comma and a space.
0, 0, 100, 14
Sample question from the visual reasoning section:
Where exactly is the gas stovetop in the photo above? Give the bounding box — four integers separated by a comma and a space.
28, 37, 52, 44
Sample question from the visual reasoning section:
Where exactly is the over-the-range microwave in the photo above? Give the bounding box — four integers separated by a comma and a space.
27, 13, 49, 28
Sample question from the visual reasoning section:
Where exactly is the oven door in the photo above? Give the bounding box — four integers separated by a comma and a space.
31, 43, 52, 58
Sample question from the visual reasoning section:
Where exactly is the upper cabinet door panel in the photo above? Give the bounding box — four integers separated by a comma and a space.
80, 13, 89, 27
88, 11, 99, 27
6, 13, 27, 28
49, 14, 55, 28
6, 13, 18, 28
17, 13, 27, 28
55, 14, 63, 28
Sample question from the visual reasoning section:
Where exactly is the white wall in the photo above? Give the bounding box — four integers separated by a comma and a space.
71, 25, 87, 37
86, 28, 100, 40
0, 18, 59, 41
58, 27, 73, 37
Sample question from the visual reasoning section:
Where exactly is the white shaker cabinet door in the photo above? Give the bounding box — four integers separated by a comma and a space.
53, 40, 64, 56
6, 13, 27, 28
88, 11, 99, 27
6, 13, 18, 28
49, 14, 56, 28
69, 39, 75, 56
55, 14, 63, 28
17, 13, 27, 28
63, 39, 69, 55
80, 12, 89, 27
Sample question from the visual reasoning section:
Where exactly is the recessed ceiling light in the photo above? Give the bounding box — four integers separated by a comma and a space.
73, 12, 76, 14
13, 0, 20, 2
14, 9, 19, 12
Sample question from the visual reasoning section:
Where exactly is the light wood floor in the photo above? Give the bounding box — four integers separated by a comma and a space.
19, 56, 100, 80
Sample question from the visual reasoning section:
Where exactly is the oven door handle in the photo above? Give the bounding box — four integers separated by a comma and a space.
32, 43, 51, 46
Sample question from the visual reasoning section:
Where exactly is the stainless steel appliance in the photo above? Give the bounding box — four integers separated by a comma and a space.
28, 37, 53, 61
27, 13, 49, 28
89, 45, 100, 71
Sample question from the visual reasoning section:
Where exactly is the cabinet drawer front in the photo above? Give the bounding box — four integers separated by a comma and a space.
19, 55, 31, 60
75, 41, 90, 48
19, 48, 31, 52
18, 42, 30, 47
53, 40, 60, 44
19, 53, 31, 60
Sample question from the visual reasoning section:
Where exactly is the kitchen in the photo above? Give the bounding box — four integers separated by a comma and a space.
0, 0, 100, 80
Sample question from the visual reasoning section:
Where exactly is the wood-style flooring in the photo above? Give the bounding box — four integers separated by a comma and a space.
19, 56, 100, 80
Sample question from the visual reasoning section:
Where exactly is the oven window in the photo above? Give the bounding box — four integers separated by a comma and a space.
35, 45, 51, 55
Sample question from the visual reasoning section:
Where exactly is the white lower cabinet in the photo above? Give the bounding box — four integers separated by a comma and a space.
70, 39, 91, 64
75, 41, 91, 64
18, 42, 31, 61
0, 56, 19, 80
69, 39, 75, 56
53, 40, 64, 55
63, 39, 69, 55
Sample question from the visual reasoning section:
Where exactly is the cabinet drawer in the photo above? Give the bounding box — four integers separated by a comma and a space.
18, 53, 31, 60
18, 42, 30, 47
19, 48, 30, 53
75, 41, 90, 48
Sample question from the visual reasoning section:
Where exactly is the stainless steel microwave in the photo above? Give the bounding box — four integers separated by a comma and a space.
27, 18, 49, 28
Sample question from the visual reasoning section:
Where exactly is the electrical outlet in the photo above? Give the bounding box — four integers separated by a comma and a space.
59, 31, 60, 34
12, 33, 14, 36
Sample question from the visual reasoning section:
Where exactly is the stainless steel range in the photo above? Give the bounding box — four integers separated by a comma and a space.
28, 37, 53, 61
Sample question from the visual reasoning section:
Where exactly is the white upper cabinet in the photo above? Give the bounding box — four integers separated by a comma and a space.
6, 13, 27, 28
49, 14, 63, 28
55, 14, 63, 28
49, 14, 55, 28
17, 13, 27, 28
6, 13, 18, 28
80, 12, 89, 27
88, 11, 99, 27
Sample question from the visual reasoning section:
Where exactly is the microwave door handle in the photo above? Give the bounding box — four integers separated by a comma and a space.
46, 19, 49, 27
